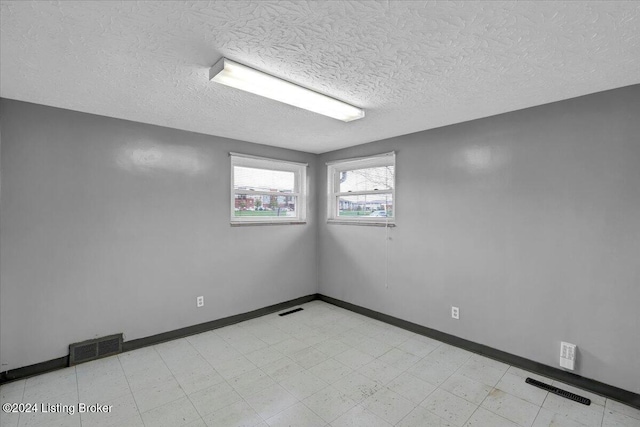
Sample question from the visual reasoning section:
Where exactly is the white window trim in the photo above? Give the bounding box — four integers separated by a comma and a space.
327, 152, 395, 226
230, 153, 307, 225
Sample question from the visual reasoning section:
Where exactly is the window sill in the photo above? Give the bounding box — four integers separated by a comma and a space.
231, 221, 307, 227
327, 220, 395, 227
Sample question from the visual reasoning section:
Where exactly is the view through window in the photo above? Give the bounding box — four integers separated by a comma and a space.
327, 153, 395, 223
231, 154, 307, 223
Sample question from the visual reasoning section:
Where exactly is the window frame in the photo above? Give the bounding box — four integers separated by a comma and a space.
230, 153, 307, 225
327, 152, 396, 225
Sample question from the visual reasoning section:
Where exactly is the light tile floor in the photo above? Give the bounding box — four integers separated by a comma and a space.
1, 301, 639, 427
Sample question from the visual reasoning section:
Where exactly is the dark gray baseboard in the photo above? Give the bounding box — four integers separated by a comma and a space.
0, 356, 69, 384
122, 294, 316, 352
0, 293, 316, 385
318, 294, 640, 410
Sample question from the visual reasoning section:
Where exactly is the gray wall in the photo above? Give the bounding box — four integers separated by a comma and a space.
0, 99, 318, 372
318, 85, 640, 394
2, 86, 639, 394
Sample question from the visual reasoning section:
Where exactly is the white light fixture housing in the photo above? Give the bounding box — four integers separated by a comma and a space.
209, 57, 365, 122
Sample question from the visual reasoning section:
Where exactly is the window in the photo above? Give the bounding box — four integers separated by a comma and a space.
327, 152, 395, 224
231, 153, 307, 224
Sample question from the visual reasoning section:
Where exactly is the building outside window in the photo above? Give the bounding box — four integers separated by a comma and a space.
327, 152, 395, 225
231, 153, 307, 224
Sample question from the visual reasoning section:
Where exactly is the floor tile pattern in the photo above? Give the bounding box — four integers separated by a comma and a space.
1, 301, 638, 427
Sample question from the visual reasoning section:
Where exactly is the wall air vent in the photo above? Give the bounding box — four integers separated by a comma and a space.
69, 333, 123, 366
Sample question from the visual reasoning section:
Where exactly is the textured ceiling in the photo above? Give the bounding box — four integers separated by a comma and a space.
1, 1, 639, 153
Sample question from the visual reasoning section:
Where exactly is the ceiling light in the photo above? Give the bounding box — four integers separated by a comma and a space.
209, 58, 365, 122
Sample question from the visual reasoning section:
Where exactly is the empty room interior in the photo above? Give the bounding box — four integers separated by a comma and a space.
1, 1, 639, 427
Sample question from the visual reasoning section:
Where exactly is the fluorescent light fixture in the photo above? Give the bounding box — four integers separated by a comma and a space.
209, 58, 364, 122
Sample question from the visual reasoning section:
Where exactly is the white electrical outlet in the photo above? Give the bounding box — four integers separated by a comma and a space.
560, 341, 576, 370
451, 306, 460, 320
196, 296, 204, 308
